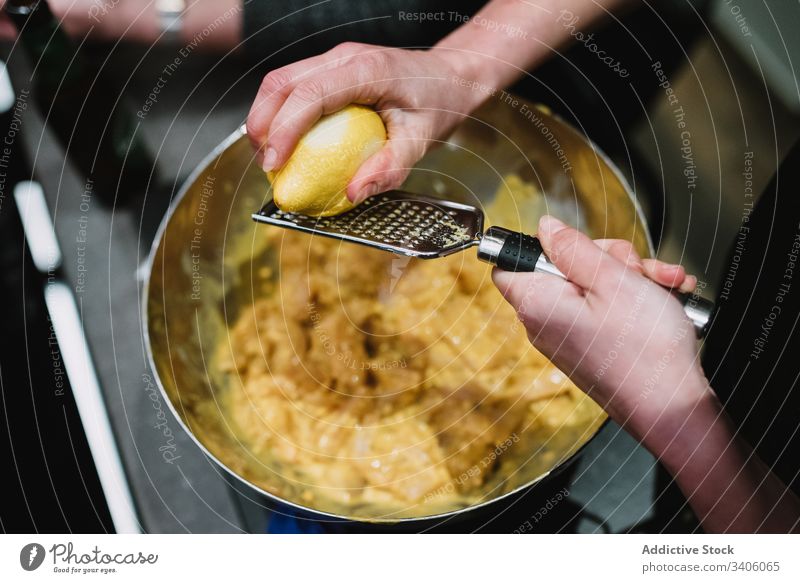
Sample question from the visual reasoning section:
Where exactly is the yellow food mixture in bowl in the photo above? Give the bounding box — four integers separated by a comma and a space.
217, 176, 605, 519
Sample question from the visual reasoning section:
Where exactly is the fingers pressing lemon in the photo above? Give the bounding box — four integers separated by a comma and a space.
267, 105, 386, 217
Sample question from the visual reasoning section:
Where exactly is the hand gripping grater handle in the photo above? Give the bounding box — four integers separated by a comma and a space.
477, 226, 715, 338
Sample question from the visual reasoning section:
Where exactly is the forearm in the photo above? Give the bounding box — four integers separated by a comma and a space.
180, 0, 242, 49
433, 0, 634, 110
644, 384, 800, 533
55, 0, 242, 48
496, 218, 799, 532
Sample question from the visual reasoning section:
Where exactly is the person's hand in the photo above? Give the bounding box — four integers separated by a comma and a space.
0, 0, 150, 41
0, 0, 19, 40
0, 0, 240, 46
246, 42, 482, 204
492, 216, 711, 446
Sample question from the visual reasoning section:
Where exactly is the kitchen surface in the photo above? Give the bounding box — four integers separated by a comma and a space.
1, 0, 798, 536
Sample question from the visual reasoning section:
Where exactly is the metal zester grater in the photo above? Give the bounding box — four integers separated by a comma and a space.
253, 191, 714, 337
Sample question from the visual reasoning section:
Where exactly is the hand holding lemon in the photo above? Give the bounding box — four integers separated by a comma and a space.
246, 42, 483, 212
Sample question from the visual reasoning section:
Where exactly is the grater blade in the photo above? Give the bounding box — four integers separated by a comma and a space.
252, 191, 484, 258
251, 191, 716, 337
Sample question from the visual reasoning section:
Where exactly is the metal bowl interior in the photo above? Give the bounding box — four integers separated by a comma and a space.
144, 97, 652, 523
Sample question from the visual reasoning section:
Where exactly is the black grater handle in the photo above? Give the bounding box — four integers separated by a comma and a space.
477, 226, 563, 277
476, 226, 715, 338
490, 228, 543, 272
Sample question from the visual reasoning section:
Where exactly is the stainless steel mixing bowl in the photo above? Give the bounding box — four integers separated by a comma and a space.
144, 96, 653, 526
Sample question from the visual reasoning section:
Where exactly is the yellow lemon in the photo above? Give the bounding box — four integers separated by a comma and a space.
268, 105, 386, 217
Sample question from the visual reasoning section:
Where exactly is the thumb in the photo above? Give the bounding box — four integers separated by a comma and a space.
538, 215, 624, 292
346, 130, 427, 203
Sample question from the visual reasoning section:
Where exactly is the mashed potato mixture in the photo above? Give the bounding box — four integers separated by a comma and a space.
218, 176, 604, 518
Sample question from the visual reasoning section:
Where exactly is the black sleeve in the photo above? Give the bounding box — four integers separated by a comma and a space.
703, 139, 800, 495
241, 0, 486, 65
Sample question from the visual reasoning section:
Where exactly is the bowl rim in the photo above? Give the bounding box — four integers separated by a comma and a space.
142, 108, 652, 524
